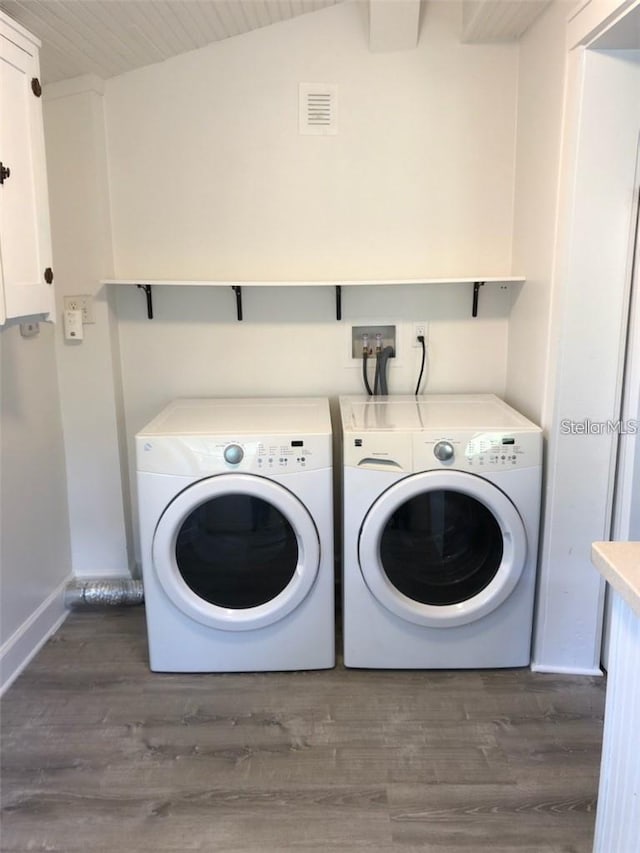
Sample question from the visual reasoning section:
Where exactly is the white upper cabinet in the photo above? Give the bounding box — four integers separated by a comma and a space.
0, 11, 54, 325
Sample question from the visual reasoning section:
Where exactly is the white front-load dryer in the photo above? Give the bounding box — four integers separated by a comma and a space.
136, 397, 334, 672
340, 394, 542, 669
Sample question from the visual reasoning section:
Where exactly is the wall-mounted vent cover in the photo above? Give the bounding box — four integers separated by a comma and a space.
299, 83, 338, 135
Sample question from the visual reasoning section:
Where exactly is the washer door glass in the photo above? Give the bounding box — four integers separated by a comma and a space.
358, 470, 527, 627
176, 493, 298, 608
152, 474, 320, 630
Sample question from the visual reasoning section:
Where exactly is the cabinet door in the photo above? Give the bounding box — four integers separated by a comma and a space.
0, 23, 54, 324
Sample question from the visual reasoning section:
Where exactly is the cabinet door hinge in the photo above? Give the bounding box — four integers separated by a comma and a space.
31, 77, 42, 97
0, 162, 10, 184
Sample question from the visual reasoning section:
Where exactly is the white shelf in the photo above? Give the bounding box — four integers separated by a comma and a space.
102, 276, 525, 320
103, 276, 524, 287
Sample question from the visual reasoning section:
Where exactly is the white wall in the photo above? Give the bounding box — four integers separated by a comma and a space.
83, 0, 520, 563
105, 1, 519, 282
0, 320, 71, 693
507, 0, 569, 424
533, 45, 640, 674
43, 78, 133, 578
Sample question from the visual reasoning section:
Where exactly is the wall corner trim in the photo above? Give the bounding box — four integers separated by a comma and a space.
44, 74, 106, 102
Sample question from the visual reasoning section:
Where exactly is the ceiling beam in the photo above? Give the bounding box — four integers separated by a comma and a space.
368, 0, 422, 52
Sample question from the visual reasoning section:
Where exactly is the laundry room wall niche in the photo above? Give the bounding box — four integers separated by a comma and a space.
43, 0, 520, 578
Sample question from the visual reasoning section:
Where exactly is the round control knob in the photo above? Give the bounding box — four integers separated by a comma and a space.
433, 440, 454, 462
223, 444, 244, 465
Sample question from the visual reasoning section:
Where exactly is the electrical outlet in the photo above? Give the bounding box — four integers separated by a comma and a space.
63, 295, 94, 324
412, 322, 428, 347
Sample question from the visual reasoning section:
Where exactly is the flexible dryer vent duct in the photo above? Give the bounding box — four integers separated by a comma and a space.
65, 579, 144, 609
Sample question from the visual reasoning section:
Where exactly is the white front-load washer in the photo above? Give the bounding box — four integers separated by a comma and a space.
340, 394, 542, 669
136, 397, 334, 672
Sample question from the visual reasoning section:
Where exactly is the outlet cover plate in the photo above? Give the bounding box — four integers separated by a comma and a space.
63, 295, 95, 324
412, 322, 429, 347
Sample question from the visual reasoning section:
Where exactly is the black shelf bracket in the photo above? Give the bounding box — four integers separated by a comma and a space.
336, 285, 342, 321
231, 285, 243, 321
137, 283, 153, 319
472, 281, 485, 317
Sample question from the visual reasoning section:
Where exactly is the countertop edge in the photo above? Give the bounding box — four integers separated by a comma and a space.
591, 541, 640, 618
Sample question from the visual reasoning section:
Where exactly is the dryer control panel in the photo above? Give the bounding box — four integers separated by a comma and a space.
342, 429, 541, 472
414, 430, 542, 471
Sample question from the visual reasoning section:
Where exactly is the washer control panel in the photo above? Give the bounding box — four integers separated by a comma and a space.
215, 436, 325, 473
254, 439, 314, 472
136, 433, 331, 475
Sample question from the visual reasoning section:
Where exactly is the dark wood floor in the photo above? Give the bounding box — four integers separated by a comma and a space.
1, 609, 605, 852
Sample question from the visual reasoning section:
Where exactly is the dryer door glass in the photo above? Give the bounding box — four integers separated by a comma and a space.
379, 489, 503, 605
175, 494, 298, 608
358, 469, 528, 627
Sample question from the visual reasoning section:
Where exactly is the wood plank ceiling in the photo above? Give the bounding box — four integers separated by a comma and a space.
0, 0, 556, 86
0, 0, 344, 84
462, 0, 552, 42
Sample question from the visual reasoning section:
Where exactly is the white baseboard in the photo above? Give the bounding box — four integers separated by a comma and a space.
73, 566, 136, 579
530, 662, 604, 676
0, 576, 71, 696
